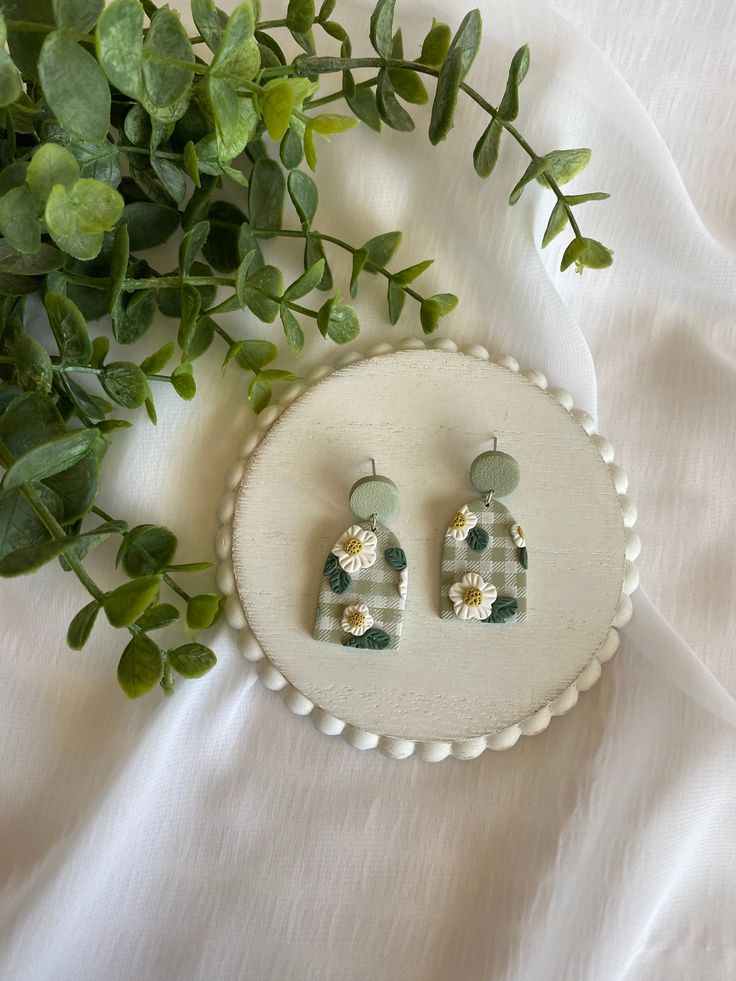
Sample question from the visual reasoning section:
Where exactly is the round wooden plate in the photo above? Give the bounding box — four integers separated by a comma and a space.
215, 339, 640, 761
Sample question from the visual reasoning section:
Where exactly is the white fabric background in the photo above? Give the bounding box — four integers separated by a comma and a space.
2, 1, 735, 978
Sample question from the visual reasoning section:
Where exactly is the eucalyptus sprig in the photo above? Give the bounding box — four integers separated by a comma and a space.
0, 0, 613, 699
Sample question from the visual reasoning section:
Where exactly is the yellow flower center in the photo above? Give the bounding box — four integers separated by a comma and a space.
463, 586, 484, 607
450, 512, 467, 531
516, 525, 525, 540
346, 610, 366, 629
344, 538, 363, 556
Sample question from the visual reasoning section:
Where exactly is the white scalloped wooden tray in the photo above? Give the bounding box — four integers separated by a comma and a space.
215, 339, 640, 761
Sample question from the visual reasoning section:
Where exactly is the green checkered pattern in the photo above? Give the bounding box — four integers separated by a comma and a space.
313, 522, 406, 649
440, 498, 527, 623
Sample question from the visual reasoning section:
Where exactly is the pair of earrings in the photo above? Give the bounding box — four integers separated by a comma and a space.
313, 440, 528, 651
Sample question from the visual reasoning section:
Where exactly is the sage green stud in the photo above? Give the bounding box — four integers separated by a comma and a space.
349, 474, 399, 520
470, 450, 520, 497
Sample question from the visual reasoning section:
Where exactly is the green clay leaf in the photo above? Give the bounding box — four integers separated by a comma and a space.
467, 525, 489, 552
329, 566, 351, 594
484, 595, 518, 624
519, 546, 528, 570
342, 627, 390, 650
117, 633, 164, 697
38, 32, 110, 143
384, 546, 406, 571
323, 553, 339, 575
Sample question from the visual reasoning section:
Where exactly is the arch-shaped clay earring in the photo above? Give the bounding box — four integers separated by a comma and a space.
440, 437, 527, 625
314, 461, 408, 651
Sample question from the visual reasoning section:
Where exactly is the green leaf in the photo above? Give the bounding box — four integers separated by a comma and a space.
70, 178, 124, 233
0, 484, 58, 563
44, 292, 92, 363
0, 534, 83, 577
140, 342, 174, 375
45, 181, 124, 260
0, 186, 42, 253
420, 293, 458, 334
389, 68, 428, 105
283, 259, 324, 302
210, 2, 259, 84
207, 79, 258, 162
286, 0, 314, 32
188, 317, 215, 361
0, 50, 21, 107
369, 0, 395, 59
323, 552, 338, 576
53, 0, 102, 31
280, 305, 304, 356
62, 519, 128, 564
201, 200, 246, 271
248, 157, 284, 233
376, 69, 414, 131
395, 259, 433, 284
179, 219, 210, 276
508, 156, 548, 206
0, 241, 63, 276
541, 199, 568, 248
171, 363, 196, 400
346, 87, 381, 132
234, 249, 256, 306
65, 140, 121, 187
234, 339, 278, 373
342, 627, 390, 649
329, 564, 350, 594
387, 279, 405, 325
38, 32, 110, 142
113, 289, 156, 345
384, 546, 406, 571
100, 362, 148, 408
537, 148, 591, 187
497, 44, 530, 122
121, 201, 179, 251
467, 525, 489, 552
107, 223, 129, 314
347, 248, 368, 299
473, 118, 502, 179
280, 127, 303, 169
142, 7, 193, 109
304, 234, 332, 290
362, 230, 401, 270
3, 428, 99, 489
322, 302, 359, 344
484, 595, 517, 624
186, 593, 220, 631
136, 602, 180, 631
419, 19, 451, 67
562, 192, 611, 205
95, 0, 143, 99
117, 524, 177, 577
64, 378, 111, 421
247, 374, 271, 414
560, 237, 613, 274
519, 546, 528, 570
182, 140, 200, 186
150, 154, 186, 206
287, 168, 318, 229
13, 334, 53, 393
168, 642, 217, 678
260, 76, 312, 141
429, 10, 482, 145
26, 143, 79, 201
241, 264, 283, 323
191, 0, 222, 52
117, 633, 164, 697
66, 599, 100, 650
176, 286, 201, 356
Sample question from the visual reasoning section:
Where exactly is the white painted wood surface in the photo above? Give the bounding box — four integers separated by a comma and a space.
227, 346, 633, 752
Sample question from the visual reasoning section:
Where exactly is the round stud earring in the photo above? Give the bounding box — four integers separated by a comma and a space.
440, 436, 528, 625
314, 460, 408, 651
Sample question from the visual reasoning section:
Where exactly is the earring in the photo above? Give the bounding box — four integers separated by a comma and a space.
314, 460, 408, 651
440, 436, 527, 625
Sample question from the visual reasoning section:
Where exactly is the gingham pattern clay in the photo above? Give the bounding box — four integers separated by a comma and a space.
440, 498, 527, 624
314, 521, 407, 649
214, 337, 641, 763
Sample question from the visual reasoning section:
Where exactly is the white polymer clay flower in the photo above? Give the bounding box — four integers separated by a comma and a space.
448, 504, 478, 541
332, 525, 378, 573
398, 567, 409, 601
510, 523, 526, 548
449, 572, 498, 621
342, 603, 374, 636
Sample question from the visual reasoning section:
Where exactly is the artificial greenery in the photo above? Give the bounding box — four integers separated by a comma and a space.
0, 0, 612, 699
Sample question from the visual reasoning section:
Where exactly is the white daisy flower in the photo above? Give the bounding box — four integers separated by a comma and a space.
448, 572, 497, 621
448, 505, 478, 541
332, 525, 378, 573
398, 567, 408, 601
510, 523, 526, 548
342, 603, 374, 636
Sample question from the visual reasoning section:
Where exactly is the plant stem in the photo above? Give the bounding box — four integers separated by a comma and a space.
284, 55, 583, 239
305, 76, 378, 109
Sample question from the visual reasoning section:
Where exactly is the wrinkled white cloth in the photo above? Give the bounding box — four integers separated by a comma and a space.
1, 2, 735, 979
